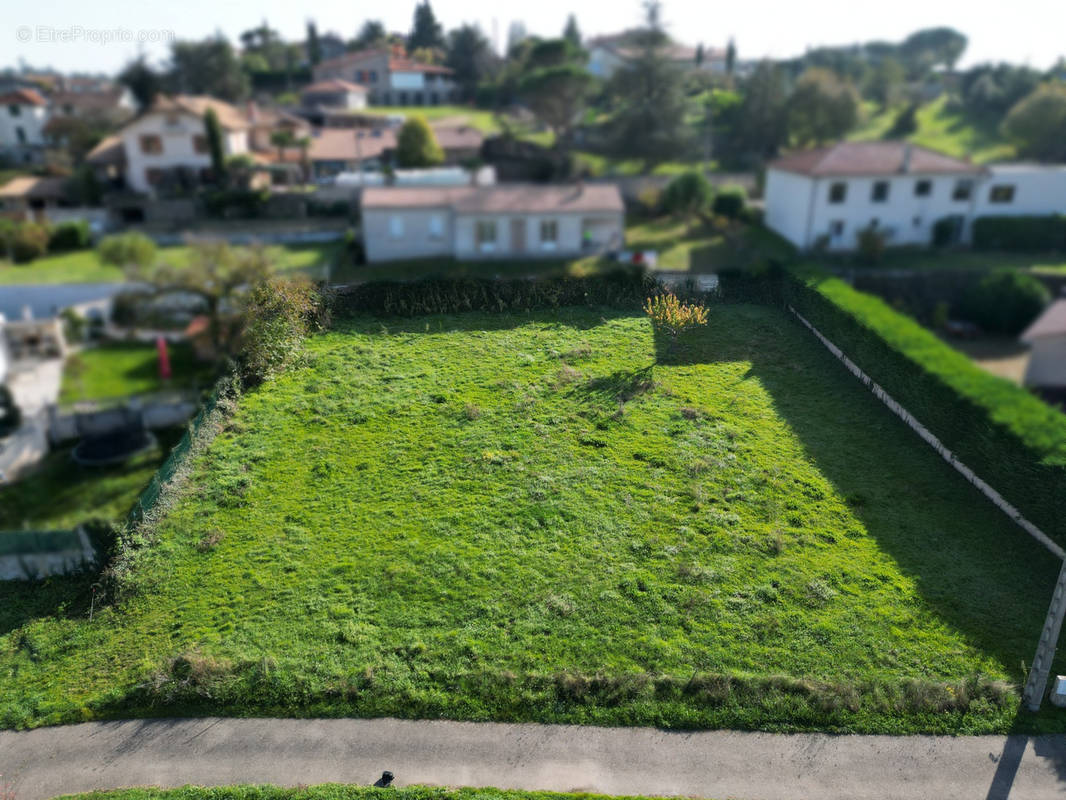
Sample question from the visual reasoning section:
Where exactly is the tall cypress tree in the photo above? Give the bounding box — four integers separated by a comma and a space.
306, 20, 322, 66
563, 14, 581, 47
409, 1, 444, 51
203, 108, 228, 186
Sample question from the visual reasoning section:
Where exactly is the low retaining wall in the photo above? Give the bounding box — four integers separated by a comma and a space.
0, 527, 97, 581
48, 395, 197, 444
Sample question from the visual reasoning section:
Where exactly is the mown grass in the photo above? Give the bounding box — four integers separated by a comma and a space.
0, 243, 336, 286
60, 342, 214, 404
1, 305, 1062, 733
849, 96, 1016, 163
58, 787, 695, 800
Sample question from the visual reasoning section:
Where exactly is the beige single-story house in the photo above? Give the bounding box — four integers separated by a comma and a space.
1021, 300, 1066, 390
361, 183, 625, 263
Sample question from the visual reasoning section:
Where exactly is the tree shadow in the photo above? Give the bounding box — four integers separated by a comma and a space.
651, 305, 1064, 686
567, 365, 656, 409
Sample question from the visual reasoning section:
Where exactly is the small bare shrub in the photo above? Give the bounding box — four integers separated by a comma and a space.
463, 403, 482, 420
196, 530, 225, 552
644, 292, 709, 345
555, 365, 582, 385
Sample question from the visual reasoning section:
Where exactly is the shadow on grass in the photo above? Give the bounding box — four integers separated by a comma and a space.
652, 306, 1064, 712
0, 572, 96, 637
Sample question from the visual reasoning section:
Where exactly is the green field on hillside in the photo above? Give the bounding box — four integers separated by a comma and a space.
2, 304, 1060, 733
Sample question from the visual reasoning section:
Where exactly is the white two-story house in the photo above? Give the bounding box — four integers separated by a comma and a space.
0, 88, 49, 164
765, 141, 1066, 251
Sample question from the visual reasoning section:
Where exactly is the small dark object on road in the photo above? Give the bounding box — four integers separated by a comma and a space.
374, 771, 394, 788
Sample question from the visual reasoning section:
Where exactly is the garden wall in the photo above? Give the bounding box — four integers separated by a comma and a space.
784, 267, 1066, 551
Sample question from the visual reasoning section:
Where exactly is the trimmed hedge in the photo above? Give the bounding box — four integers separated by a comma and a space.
972, 215, 1066, 251
785, 265, 1066, 549
48, 220, 91, 252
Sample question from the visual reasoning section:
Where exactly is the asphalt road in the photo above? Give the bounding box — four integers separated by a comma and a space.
2, 717, 1066, 800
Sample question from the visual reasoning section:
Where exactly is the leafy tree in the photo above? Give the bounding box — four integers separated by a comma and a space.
718, 61, 789, 165
886, 102, 919, 137
787, 68, 860, 145
306, 20, 322, 66
445, 24, 496, 101
396, 115, 444, 167
242, 275, 329, 383
1002, 83, 1066, 162
409, 1, 445, 51
865, 57, 905, 108
961, 63, 1042, 118
270, 129, 297, 161
520, 63, 593, 155
899, 27, 967, 73
563, 14, 581, 48
352, 21, 387, 51
662, 171, 713, 231
167, 37, 249, 101
119, 56, 163, 110
124, 241, 274, 358
960, 270, 1050, 334
204, 108, 228, 185
695, 44, 704, 68
606, 1, 693, 168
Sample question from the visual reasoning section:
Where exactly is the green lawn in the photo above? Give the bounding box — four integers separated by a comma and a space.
849, 96, 1016, 163
0, 431, 183, 531
362, 105, 503, 133
60, 342, 215, 405
0, 243, 337, 286
2, 305, 1060, 733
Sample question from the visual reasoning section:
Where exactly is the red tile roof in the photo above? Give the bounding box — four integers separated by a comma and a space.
769, 141, 985, 177
302, 79, 368, 95
0, 88, 47, 107
362, 184, 624, 214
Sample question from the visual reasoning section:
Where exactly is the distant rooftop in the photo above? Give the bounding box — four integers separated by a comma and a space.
362, 183, 624, 214
769, 141, 984, 177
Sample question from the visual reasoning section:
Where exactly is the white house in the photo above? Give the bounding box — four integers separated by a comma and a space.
587, 36, 726, 80
312, 48, 458, 106
361, 184, 625, 263
0, 88, 49, 164
765, 141, 1066, 252
300, 80, 368, 112
119, 95, 252, 194
1021, 300, 1066, 390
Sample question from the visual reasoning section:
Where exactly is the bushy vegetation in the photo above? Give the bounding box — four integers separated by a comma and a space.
47, 221, 91, 253
972, 215, 1066, 252
242, 277, 332, 383
98, 233, 158, 272
395, 116, 445, 168
2, 305, 1060, 733
787, 265, 1066, 549
0, 219, 92, 265
959, 270, 1050, 335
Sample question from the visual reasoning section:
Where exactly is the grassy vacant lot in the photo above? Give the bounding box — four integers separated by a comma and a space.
849, 96, 1016, 163
0, 243, 336, 285
59, 342, 213, 405
60, 787, 677, 800
2, 304, 1061, 733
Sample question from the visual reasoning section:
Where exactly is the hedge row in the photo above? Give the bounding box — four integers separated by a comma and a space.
785, 265, 1066, 550
972, 215, 1066, 251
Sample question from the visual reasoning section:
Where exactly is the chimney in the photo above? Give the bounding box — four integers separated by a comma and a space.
901, 143, 912, 173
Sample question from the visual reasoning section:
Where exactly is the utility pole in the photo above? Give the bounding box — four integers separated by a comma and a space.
1023, 560, 1066, 711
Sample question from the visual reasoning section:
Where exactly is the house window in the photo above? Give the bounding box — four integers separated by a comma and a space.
145, 168, 164, 186
871, 181, 890, 203
389, 215, 404, 238
15, 127, 26, 144
829, 220, 844, 238
140, 134, 163, 155
540, 219, 559, 250
913, 216, 922, 228
869, 218, 880, 229
914, 179, 932, 197
952, 179, 974, 201
428, 214, 444, 240
828, 182, 847, 204
369, 70, 378, 83
193, 135, 209, 154
476, 220, 497, 251
989, 184, 1015, 204
8, 104, 20, 117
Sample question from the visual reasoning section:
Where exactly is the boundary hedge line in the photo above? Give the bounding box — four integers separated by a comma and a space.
785, 266, 1066, 549
972, 215, 1066, 251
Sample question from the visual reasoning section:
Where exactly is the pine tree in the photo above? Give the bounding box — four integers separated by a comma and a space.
563, 14, 581, 47
409, 1, 445, 51
307, 20, 322, 66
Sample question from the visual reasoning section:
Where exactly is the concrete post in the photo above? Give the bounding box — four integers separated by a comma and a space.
1023, 560, 1066, 712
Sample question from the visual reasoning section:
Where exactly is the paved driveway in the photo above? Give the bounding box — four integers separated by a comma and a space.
1, 717, 1065, 800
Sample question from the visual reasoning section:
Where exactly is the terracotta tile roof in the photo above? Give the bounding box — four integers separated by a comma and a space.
0, 88, 47, 107
388, 58, 453, 75
315, 48, 390, 72
302, 79, 368, 94
769, 141, 985, 177
48, 88, 128, 112
271, 128, 398, 163
85, 134, 126, 165
148, 95, 250, 131
362, 184, 624, 214
0, 176, 69, 199
1022, 300, 1066, 341
315, 47, 453, 76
